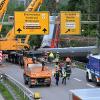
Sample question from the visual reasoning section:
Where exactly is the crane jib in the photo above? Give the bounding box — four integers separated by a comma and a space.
28, 0, 40, 11
0, 0, 6, 10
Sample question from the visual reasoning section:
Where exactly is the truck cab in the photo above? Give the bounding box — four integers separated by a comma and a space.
86, 55, 100, 86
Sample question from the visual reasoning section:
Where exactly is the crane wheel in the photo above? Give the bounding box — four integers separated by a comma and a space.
28, 78, 32, 88
24, 75, 28, 85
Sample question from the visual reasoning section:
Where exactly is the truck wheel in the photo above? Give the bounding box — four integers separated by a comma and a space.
86, 72, 92, 82
47, 79, 51, 87
94, 77, 100, 86
28, 78, 32, 88
47, 84, 51, 87
24, 75, 28, 85
95, 82, 100, 86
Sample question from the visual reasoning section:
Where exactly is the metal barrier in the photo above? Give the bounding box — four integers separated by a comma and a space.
0, 72, 34, 100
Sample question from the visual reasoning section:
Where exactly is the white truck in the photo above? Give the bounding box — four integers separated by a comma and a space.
69, 88, 100, 100
86, 55, 100, 85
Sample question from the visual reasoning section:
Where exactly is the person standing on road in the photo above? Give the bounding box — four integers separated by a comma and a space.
65, 56, 72, 73
41, 57, 45, 71
58, 62, 63, 77
54, 70, 60, 86
64, 64, 72, 80
62, 70, 67, 85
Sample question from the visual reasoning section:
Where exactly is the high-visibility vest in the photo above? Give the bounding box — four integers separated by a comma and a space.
63, 71, 67, 77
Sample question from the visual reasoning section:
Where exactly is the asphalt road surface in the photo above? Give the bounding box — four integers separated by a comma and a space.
0, 62, 96, 100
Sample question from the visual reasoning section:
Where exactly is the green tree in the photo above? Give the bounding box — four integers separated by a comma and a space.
40, 0, 57, 14
29, 35, 42, 47
67, 0, 86, 13
96, 0, 100, 14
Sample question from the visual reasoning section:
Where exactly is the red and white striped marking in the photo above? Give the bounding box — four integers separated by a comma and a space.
3, 54, 8, 59
0, 51, 3, 64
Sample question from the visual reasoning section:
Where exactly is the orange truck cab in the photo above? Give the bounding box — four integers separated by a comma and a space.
23, 56, 52, 88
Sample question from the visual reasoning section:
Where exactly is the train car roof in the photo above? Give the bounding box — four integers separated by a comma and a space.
90, 54, 100, 59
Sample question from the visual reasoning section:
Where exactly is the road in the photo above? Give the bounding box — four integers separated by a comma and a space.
0, 62, 96, 100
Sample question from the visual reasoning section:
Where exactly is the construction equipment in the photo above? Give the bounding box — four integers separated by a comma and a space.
3, 0, 44, 65
23, 52, 52, 87
0, 0, 43, 50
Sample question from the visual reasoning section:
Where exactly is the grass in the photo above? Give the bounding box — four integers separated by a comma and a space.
0, 82, 14, 100
5, 80, 29, 100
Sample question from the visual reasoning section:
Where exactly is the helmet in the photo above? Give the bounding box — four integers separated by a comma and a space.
32, 57, 36, 60
66, 57, 71, 62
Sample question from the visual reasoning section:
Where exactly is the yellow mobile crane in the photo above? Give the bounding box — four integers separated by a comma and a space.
0, 0, 43, 50
1, 0, 44, 65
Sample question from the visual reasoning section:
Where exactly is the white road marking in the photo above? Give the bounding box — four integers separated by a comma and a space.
87, 83, 95, 88
73, 78, 82, 82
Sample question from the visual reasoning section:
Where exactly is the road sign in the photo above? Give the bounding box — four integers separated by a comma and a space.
60, 11, 80, 35
14, 11, 49, 35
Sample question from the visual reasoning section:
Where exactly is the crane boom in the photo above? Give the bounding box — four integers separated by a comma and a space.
0, 0, 9, 18
0, 0, 9, 32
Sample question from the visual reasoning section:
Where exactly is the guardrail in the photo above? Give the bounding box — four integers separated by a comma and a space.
0, 72, 34, 100
0, 20, 99, 25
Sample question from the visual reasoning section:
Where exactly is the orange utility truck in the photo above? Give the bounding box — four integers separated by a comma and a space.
23, 54, 52, 88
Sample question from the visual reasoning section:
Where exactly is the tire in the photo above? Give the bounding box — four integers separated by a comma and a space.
24, 75, 28, 85
86, 72, 92, 82
46, 78, 51, 87
94, 77, 100, 86
46, 84, 51, 87
28, 78, 32, 88
95, 82, 100, 86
